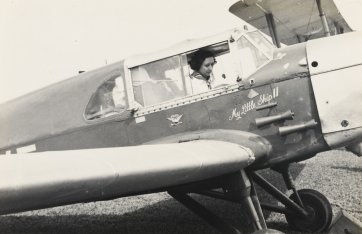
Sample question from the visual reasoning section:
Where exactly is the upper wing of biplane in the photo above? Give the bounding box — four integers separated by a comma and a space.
0, 139, 268, 215
229, 0, 353, 46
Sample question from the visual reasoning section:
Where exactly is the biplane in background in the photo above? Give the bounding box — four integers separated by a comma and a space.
229, 0, 353, 46
1, 0, 361, 233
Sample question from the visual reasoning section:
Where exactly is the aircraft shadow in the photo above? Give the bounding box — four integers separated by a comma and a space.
331, 166, 362, 173
0, 164, 305, 234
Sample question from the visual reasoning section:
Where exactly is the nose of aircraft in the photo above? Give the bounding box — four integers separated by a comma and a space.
306, 31, 362, 149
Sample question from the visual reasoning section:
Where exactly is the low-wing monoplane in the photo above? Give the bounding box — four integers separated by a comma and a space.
1, 0, 361, 233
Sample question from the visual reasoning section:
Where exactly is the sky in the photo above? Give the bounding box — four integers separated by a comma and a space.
0, 0, 361, 104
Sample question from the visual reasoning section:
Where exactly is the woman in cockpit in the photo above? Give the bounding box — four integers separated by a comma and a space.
189, 49, 216, 92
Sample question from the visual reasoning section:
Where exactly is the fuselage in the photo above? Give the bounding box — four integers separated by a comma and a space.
1, 28, 361, 169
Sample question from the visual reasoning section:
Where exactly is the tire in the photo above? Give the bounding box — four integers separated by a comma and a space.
285, 189, 333, 233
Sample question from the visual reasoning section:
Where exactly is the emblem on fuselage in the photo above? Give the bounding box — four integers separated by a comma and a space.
247, 89, 259, 99
167, 114, 183, 126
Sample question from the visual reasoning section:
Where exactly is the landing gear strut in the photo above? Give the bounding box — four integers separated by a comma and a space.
168, 170, 279, 233
250, 164, 333, 233
168, 164, 332, 233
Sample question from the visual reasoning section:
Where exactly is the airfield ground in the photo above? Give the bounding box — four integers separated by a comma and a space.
0, 150, 361, 234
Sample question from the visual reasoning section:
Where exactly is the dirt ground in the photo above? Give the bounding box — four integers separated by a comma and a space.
1, 150, 361, 234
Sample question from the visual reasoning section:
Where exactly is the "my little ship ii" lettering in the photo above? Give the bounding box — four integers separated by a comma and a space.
228, 87, 279, 121
229, 100, 256, 120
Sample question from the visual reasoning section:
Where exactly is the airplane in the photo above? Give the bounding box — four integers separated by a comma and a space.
1, 0, 361, 233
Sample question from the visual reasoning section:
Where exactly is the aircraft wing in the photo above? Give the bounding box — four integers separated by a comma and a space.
229, 0, 352, 45
0, 140, 257, 215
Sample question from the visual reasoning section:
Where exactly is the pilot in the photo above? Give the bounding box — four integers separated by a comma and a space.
113, 76, 142, 111
112, 77, 127, 108
189, 49, 216, 92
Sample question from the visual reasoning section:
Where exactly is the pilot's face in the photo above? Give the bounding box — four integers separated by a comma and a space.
199, 57, 215, 78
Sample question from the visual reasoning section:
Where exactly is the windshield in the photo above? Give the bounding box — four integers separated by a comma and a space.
246, 30, 274, 59
247, 31, 274, 58
236, 31, 274, 78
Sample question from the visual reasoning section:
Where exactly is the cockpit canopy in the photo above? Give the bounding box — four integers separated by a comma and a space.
84, 29, 274, 120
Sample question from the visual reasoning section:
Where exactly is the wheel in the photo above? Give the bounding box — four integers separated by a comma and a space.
285, 189, 333, 233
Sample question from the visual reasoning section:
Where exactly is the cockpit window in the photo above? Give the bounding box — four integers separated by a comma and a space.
131, 55, 186, 107
85, 75, 127, 120
237, 35, 269, 77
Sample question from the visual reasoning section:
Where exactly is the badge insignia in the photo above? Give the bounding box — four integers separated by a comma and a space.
167, 114, 183, 126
